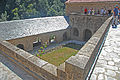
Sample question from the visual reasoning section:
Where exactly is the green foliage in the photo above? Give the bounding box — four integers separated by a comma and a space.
50, 35, 55, 39
40, 47, 44, 50
44, 44, 47, 48
38, 50, 41, 53
36, 54, 39, 57
1, 11, 9, 21
0, 0, 65, 21
39, 54, 42, 56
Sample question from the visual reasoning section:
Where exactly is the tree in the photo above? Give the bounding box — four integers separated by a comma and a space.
0, 11, 9, 21
0, 0, 65, 22
12, 8, 20, 20
36, 0, 49, 16
47, 8, 58, 16
47, 0, 65, 16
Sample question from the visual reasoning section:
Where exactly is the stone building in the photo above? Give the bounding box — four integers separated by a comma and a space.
65, 0, 120, 15
0, 16, 70, 51
0, 0, 114, 80
0, 15, 108, 51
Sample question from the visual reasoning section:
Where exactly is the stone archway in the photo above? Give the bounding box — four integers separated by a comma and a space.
63, 32, 67, 41
33, 37, 42, 47
84, 29, 92, 41
49, 35, 56, 44
73, 28, 79, 37
17, 44, 24, 50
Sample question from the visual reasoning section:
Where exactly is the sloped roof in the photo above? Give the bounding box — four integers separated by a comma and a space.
66, 0, 119, 3
0, 16, 69, 40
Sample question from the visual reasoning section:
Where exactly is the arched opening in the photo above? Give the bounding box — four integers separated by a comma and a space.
73, 28, 79, 37
63, 32, 67, 41
17, 44, 24, 50
33, 37, 42, 47
84, 29, 92, 41
49, 35, 56, 44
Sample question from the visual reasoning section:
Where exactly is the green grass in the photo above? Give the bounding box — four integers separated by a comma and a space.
39, 43, 83, 66
40, 47, 78, 66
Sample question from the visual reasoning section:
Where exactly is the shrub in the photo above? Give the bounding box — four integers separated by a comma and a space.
36, 54, 39, 57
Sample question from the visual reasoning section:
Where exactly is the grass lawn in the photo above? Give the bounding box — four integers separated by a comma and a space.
40, 47, 79, 66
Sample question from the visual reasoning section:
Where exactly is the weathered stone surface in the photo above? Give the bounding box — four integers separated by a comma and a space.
91, 25, 120, 80
41, 63, 58, 80
94, 67, 105, 74
105, 70, 116, 77
97, 59, 107, 65
66, 54, 89, 71
0, 62, 21, 80
0, 16, 69, 40
57, 63, 67, 79
107, 77, 117, 80
108, 61, 114, 66
0, 11, 114, 80
78, 43, 96, 57
98, 74, 104, 80
42, 63, 57, 76
28, 56, 48, 68
90, 74, 97, 80
65, 54, 89, 80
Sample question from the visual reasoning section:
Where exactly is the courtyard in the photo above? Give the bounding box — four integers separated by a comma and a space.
29, 40, 85, 66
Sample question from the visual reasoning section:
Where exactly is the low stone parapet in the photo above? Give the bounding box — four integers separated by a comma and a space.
0, 40, 57, 80
0, 16, 112, 80
64, 16, 112, 80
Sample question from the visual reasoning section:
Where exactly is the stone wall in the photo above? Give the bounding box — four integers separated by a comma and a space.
7, 14, 109, 51
0, 40, 58, 80
0, 16, 112, 80
65, 1, 120, 15
63, 17, 112, 80
69, 14, 109, 41
7, 29, 71, 51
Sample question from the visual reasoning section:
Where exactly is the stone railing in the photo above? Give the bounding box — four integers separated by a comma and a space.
61, 16, 112, 80
0, 16, 112, 80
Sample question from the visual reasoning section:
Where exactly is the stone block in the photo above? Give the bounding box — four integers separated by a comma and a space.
0, 41, 17, 59
57, 63, 67, 79
87, 36, 100, 45
79, 44, 95, 56
42, 63, 58, 80
65, 55, 89, 79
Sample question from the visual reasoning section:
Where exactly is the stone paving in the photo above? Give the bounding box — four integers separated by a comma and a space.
0, 52, 37, 80
0, 62, 22, 80
90, 25, 120, 80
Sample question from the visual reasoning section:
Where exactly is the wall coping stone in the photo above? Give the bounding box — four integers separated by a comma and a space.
65, 16, 112, 79
66, 54, 89, 70
42, 63, 57, 76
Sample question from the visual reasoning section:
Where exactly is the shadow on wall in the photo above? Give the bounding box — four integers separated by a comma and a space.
84, 29, 92, 41
73, 27, 79, 37
63, 32, 68, 41
33, 37, 42, 47
17, 44, 24, 50
64, 16, 71, 28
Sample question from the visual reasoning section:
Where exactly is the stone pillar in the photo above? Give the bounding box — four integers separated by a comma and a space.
24, 42, 33, 51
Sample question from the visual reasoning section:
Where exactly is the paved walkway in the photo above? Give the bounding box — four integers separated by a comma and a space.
90, 25, 120, 80
0, 62, 22, 80
0, 52, 37, 80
